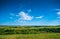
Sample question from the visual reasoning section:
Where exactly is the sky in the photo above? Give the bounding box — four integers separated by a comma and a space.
0, 0, 60, 26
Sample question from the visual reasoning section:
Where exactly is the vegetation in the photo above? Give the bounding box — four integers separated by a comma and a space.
0, 25, 60, 39
0, 33, 60, 39
0, 26, 60, 34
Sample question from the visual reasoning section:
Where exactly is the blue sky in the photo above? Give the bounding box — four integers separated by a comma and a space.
0, 0, 60, 25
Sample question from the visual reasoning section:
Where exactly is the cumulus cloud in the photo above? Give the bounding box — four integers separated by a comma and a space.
35, 16, 43, 18
10, 10, 44, 23
18, 11, 33, 21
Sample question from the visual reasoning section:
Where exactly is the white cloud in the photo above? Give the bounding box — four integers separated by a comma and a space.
35, 16, 43, 18
57, 11, 60, 18
57, 12, 60, 15
18, 11, 33, 21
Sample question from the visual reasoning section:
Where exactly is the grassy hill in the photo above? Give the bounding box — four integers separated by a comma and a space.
0, 26, 60, 34
0, 25, 60, 39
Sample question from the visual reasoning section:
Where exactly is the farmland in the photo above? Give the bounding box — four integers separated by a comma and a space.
0, 25, 60, 39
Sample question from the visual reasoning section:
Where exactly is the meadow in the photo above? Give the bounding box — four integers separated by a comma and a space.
0, 25, 60, 39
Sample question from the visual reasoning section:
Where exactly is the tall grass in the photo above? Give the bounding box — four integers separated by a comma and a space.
0, 33, 60, 39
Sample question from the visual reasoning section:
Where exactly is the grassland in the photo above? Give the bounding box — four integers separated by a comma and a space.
0, 33, 60, 39
0, 25, 60, 39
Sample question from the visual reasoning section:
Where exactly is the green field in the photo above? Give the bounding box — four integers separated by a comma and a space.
0, 26, 60, 39
0, 33, 60, 39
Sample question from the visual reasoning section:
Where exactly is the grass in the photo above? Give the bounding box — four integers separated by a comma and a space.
0, 26, 60, 39
0, 33, 60, 39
